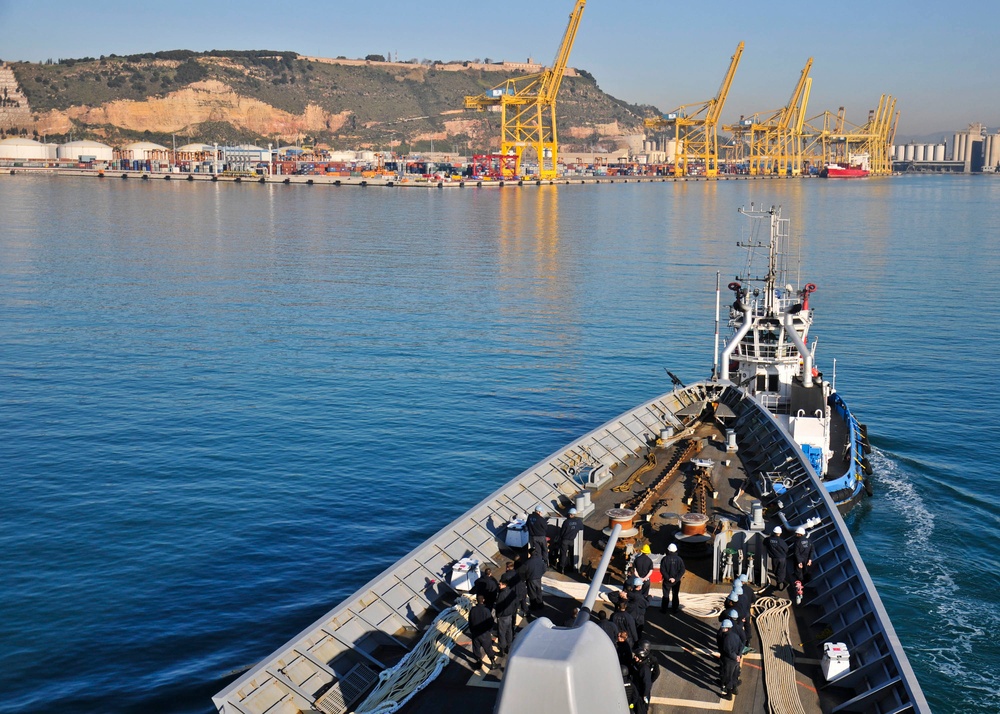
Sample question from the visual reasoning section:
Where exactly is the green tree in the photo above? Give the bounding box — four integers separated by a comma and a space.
175, 58, 207, 84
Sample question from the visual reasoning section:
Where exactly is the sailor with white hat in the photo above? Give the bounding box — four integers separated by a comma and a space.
793, 524, 815, 584
659, 541, 686, 614
556, 506, 583, 573
526, 504, 549, 565
765, 525, 790, 592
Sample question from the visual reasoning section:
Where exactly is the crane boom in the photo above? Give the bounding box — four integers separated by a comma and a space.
463, 0, 586, 180
707, 41, 744, 125
541, 0, 586, 103
778, 58, 812, 130
644, 41, 745, 177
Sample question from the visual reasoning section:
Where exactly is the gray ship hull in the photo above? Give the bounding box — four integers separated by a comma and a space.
212, 380, 928, 714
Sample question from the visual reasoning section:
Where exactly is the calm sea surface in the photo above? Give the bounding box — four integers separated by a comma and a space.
1, 174, 998, 713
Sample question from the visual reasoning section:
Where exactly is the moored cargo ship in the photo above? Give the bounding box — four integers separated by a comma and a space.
820, 163, 870, 178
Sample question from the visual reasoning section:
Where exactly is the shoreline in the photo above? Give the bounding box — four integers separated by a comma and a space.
2, 166, 876, 188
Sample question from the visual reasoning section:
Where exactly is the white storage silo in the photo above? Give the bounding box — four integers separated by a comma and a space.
666, 139, 679, 163
933, 144, 945, 162
957, 134, 967, 162
952, 133, 961, 160
58, 139, 114, 162
0, 136, 57, 160
904, 144, 914, 161
990, 133, 1000, 168
914, 145, 925, 161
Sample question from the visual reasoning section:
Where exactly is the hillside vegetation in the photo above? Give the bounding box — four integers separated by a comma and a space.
8, 50, 658, 151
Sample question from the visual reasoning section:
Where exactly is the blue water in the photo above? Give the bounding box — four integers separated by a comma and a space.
1, 174, 998, 713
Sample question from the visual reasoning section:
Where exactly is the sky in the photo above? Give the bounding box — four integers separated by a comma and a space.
1, 0, 997, 138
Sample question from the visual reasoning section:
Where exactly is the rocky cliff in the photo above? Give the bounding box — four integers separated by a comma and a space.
5, 51, 657, 151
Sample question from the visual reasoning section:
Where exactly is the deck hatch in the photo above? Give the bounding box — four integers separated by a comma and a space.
313, 662, 379, 714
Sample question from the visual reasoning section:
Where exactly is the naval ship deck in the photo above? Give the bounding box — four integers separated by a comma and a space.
212, 383, 927, 714
402, 424, 842, 714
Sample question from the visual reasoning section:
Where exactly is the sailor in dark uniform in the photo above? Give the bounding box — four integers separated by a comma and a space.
726, 608, 751, 653
523, 550, 547, 613
717, 619, 743, 698
612, 597, 638, 647
526, 504, 549, 565
493, 579, 519, 656
793, 526, 815, 584
632, 544, 654, 597
630, 640, 654, 714
474, 566, 499, 609
468, 594, 496, 671
626, 577, 649, 640
621, 664, 643, 714
616, 630, 633, 666
738, 574, 755, 609
502, 560, 527, 618
556, 507, 583, 572
765, 526, 790, 591
596, 610, 620, 642
658, 542, 686, 613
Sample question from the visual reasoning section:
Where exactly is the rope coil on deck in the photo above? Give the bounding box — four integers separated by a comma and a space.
752, 596, 806, 714
351, 594, 475, 714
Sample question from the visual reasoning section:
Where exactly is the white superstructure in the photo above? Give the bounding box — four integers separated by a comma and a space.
719, 205, 834, 477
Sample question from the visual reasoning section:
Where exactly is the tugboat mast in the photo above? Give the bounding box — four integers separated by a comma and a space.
735, 204, 790, 317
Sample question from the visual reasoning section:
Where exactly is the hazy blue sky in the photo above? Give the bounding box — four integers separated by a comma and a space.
1, 0, 996, 137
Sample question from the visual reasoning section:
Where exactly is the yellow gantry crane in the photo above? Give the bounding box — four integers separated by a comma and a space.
463, 0, 586, 180
727, 59, 813, 176
802, 94, 898, 175
644, 41, 744, 177
865, 95, 898, 175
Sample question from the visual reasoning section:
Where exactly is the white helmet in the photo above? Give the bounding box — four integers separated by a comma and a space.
795, 526, 806, 536
667, 543, 678, 553
772, 526, 782, 535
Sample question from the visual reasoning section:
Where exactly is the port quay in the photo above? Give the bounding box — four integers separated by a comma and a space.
5, 166, 843, 188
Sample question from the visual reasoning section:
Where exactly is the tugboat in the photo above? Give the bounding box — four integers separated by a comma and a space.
720, 205, 871, 513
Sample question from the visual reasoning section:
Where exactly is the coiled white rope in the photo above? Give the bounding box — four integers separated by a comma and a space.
352, 594, 475, 714
752, 596, 805, 714
676, 592, 729, 620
